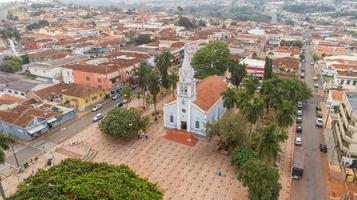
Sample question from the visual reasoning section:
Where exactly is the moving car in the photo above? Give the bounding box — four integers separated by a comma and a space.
93, 113, 103, 122
295, 137, 302, 146
296, 125, 302, 133
316, 118, 323, 127
92, 104, 103, 112
320, 144, 327, 153
296, 116, 302, 124
313, 83, 319, 88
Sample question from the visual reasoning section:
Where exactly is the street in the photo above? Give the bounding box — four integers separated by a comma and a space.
291, 44, 330, 200
2, 95, 127, 172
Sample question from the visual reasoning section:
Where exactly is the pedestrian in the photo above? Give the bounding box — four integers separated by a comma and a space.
217, 169, 222, 176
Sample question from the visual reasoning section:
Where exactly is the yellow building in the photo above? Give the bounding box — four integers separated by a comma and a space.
62, 85, 105, 111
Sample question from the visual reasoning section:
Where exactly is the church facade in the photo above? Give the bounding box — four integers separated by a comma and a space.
163, 44, 228, 137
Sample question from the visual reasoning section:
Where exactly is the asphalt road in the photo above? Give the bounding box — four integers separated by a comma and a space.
4, 96, 127, 168
291, 44, 329, 200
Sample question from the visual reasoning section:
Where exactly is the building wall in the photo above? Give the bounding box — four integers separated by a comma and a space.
61, 68, 74, 84
62, 91, 105, 110
164, 103, 177, 129
207, 98, 226, 122
189, 105, 206, 135
71, 71, 121, 90
29, 66, 62, 82
0, 121, 32, 140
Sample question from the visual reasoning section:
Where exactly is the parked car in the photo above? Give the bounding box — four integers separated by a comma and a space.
301, 68, 305, 72
111, 94, 120, 100
297, 101, 303, 110
313, 83, 319, 88
316, 118, 323, 127
320, 144, 327, 153
92, 104, 103, 112
116, 102, 123, 107
316, 105, 322, 112
300, 73, 305, 79
93, 113, 103, 122
296, 116, 302, 124
311, 62, 314, 65
316, 111, 323, 118
313, 76, 319, 81
297, 110, 303, 116
296, 125, 302, 133
295, 137, 302, 146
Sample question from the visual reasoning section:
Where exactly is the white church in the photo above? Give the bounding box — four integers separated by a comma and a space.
163, 44, 228, 137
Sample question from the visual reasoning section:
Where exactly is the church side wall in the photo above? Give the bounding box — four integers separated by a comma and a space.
163, 103, 177, 129
190, 106, 206, 135
207, 98, 227, 123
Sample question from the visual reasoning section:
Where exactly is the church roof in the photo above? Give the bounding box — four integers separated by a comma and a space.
194, 75, 228, 112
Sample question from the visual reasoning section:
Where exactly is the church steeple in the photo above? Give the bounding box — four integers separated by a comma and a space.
178, 45, 197, 101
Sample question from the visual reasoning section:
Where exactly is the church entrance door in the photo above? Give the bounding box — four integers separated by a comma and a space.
181, 121, 187, 130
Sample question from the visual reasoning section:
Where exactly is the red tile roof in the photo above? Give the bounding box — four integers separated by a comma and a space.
194, 75, 228, 112
331, 90, 344, 101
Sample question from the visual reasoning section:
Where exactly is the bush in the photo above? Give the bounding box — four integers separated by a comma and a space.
230, 145, 256, 169
134, 34, 151, 45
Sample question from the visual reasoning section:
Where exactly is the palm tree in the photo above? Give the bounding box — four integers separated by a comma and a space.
156, 51, 172, 90
255, 123, 288, 165
236, 89, 251, 110
243, 75, 259, 95
168, 73, 179, 97
0, 133, 14, 164
222, 88, 238, 109
241, 97, 264, 138
148, 71, 161, 121
276, 100, 297, 128
135, 62, 152, 108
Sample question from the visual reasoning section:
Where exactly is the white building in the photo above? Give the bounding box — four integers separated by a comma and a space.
163, 45, 228, 138
240, 58, 266, 78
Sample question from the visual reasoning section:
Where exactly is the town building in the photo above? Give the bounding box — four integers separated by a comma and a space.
163, 45, 228, 138
240, 58, 266, 78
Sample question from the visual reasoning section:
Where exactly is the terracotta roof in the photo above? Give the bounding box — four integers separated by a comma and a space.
331, 90, 344, 101
32, 83, 76, 100
338, 71, 357, 77
64, 64, 117, 74
28, 50, 68, 60
0, 105, 56, 128
273, 57, 299, 69
0, 95, 26, 104
194, 75, 228, 112
62, 85, 103, 98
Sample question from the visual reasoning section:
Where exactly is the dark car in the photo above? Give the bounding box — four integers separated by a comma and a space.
116, 102, 123, 107
296, 125, 302, 133
316, 105, 322, 112
296, 116, 302, 124
316, 111, 323, 118
320, 144, 327, 153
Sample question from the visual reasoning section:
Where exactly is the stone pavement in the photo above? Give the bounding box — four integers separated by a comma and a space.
278, 125, 295, 200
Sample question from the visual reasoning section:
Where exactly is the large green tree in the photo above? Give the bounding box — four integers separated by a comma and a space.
222, 87, 238, 109
275, 100, 297, 128
241, 97, 264, 136
230, 145, 256, 169
243, 75, 259, 95
8, 159, 162, 200
134, 34, 151, 45
206, 111, 249, 152
238, 159, 281, 200
135, 62, 152, 108
100, 107, 148, 138
177, 16, 194, 29
191, 41, 230, 78
148, 71, 161, 120
0, 27, 21, 41
168, 73, 179, 97
263, 57, 273, 80
156, 51, 172, 90
255, 123, 287, 165
0, 133, 14, 164
1, 56, 23, 73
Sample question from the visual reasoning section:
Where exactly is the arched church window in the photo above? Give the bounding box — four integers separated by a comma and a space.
170, 115, 174, 123
195, 121, 200, 129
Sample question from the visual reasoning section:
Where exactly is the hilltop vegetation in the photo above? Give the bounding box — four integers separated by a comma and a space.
283, 3, 336, 14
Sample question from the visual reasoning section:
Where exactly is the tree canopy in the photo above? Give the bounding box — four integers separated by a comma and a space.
228, 60, 247, 86
177, 16, 194, 29
0, 27, 21, 41
0, 56, 24, 73
26, 20, 49, 31
100, 107, 148, 138
238, 159, 281, 200
192, 41, 230, 79
230, 145, 256, 169
134, 34, 151, 45
8, 159, 163, 200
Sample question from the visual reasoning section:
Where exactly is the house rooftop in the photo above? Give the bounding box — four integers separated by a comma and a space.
5, 80, 39, 92
62, 84, 103, 98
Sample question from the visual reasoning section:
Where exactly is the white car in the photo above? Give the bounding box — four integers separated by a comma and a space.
313, 83, 319, 88
93, 113, 103, 122
316, 118, 323, 127
92, 104, 103, 112
295, 137, 302, 146
297, 110, 303, 116
313, 76, 319, 81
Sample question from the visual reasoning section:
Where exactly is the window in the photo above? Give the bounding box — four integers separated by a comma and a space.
182, 99, 185, 105
14, 91, 18, 95
341, 80, 345, 85
353, 81, 357, 86
21, 93, 24, 96
170, 115, 174, 123
67, 71, 70, 76
86, 76, 90, 81
195, 121, 200, 129
7, 90, 12, 93
347, 80, 351, 85
182, 108, 186, 113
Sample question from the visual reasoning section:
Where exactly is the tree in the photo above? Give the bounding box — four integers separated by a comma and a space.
243, 75, 259, 95
198, 19, 206, 27
206, 111, 249, 152
8, 159, 162, 200
1, 56, 23, 73
230, 145, 256, 169
148, 71, 161, 121
222, 88, 238, 109
20, 54, 29, 64
192, 41, 230, 79
177, 16, 194, 29
26, 20, 49, 31
284, 18, 295, 26
156, 51, 172, 89
238, 159, 281, 200
120, 83, 131, 101
241, 97, 264, 136
252, 52, 258, 59
313, 53, 320, 62
99, 107, 148, 138
299, 53, 305, 61
255, 123, 287, 165
263, 57, 272, 80
228, 60, 246, 86
134, 34, 151, 45
0, 133, 14, 164
135, 62, 152, 108
0, 27, 21, 41
275, 100, 297, 128
7, 12, 18, 21
168, 73, 179, 97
